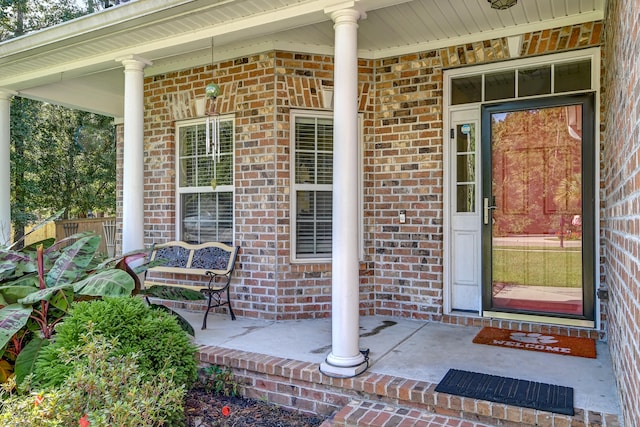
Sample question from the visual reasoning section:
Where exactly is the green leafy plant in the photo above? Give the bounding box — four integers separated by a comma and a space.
198, 365, 240, 397
0, 331, 186, 427
0, 211, 149, 385
33, 296, 197, 389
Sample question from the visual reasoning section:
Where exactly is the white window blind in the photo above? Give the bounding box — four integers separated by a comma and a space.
292, 114, 334, 259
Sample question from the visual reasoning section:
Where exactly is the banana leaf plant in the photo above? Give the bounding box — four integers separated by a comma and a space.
0, 231, 148, 384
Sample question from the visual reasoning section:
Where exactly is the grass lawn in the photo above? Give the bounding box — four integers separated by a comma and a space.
493, 246, 582, 288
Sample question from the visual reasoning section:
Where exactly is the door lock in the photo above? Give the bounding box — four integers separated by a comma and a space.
483, 198, 496, 225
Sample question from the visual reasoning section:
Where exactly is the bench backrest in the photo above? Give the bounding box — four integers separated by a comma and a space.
149, 241, 239, 276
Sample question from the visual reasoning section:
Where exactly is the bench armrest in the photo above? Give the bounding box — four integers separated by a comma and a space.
205, 270, 232, 291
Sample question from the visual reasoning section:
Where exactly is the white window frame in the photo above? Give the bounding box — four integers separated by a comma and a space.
175, 115, 235, 244
290, 109, 363, 263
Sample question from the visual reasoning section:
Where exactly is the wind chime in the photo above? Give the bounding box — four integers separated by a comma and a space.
203, 38, 222, 190
205, 38, 222, 166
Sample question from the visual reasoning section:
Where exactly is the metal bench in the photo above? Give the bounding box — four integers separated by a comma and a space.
144, 241, 239, 329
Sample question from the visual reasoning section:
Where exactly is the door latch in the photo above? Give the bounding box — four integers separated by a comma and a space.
483, 198, 496, 225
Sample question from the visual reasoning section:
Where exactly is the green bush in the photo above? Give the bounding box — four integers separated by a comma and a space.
198, 365, 240, 397
0, 332, 186, 427
33, 296, 197, 389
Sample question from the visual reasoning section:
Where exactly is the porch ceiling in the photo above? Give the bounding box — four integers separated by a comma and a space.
0, 0, 604, 117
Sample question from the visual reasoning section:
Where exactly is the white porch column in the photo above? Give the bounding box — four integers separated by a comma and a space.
0, 90, 15, 246
320, 5, 367, 378
118, 56, 151, 254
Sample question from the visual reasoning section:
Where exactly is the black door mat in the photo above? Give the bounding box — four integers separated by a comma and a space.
435, 369, 574, 416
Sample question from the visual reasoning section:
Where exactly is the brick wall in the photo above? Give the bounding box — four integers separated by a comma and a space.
135, 51, 376, 320
601, 0, 640, 425
271, 53, 376, 320
117, 21, 605, 328
371, 50, 444, 320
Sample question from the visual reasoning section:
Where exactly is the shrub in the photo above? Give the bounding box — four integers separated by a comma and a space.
198, 365, 240, 397
0, 227, 146, 385
33, 296, 197, 389
0, 332, 186, 427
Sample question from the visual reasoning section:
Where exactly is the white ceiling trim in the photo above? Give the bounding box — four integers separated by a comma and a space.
0, 0, 232, 57
147, 7, 605, 76
0, 0, 604, 115
369, 9, 604, 59
1, 0, 347, 87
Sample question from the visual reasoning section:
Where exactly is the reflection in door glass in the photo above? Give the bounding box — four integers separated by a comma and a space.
490, 105, 583, 316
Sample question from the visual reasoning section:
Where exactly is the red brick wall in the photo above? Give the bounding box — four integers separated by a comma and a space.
117, 22, 605, 328
371, 50, 444, 320
271, 53, 376, 320
133, 52, 376, 320
602, 0, 640, 425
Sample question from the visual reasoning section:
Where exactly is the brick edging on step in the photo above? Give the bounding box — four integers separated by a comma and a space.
196, 345, 620, 427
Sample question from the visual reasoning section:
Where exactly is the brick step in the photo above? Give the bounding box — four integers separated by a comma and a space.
320, 396, 620, 427
325, 399, 495, 427
197, 345, 620, 427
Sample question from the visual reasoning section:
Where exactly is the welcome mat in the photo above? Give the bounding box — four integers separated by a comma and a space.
435, 369, 574, 415
473, 327, 596, 358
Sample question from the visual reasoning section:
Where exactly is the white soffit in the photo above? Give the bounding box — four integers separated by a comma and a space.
0, 0, 604, 115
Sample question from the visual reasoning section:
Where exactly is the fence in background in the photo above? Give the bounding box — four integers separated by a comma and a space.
52, 218, 117, 256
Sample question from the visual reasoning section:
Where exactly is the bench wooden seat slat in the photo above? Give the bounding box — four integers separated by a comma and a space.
144, 241, 239, 329
143, 281, 224, 292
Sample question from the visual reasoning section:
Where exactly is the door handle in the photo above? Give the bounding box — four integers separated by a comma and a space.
483, 198, 496, 225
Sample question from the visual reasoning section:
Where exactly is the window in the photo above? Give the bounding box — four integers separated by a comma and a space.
451, 76, 482, 105
290, 111, 363, 261
518, 65, 551, 97
449, 54, 596, 105
292, 113, 333, 260
177, 116, 234, 244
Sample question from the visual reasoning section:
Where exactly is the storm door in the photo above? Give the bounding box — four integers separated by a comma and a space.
481, 94, 595, 321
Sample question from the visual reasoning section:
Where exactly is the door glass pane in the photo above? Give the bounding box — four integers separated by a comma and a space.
455, 123, 476, 213
490, 105, 583, 316
457, 184, 475, 213
518, 66, 551, 97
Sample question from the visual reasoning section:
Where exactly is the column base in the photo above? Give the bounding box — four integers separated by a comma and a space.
319, 350, 370, 378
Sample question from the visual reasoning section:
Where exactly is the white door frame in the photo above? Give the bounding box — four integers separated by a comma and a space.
442, 48, 601, 326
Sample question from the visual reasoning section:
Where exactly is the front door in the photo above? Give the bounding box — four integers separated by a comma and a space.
481, 94, 595, 322
449, 108, 481, 312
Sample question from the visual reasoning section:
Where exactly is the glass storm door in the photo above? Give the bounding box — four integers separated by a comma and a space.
481, 94, 595, 321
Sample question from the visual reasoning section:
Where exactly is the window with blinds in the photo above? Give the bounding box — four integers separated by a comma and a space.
177, 117, 234, 244
292, 114, 334, 259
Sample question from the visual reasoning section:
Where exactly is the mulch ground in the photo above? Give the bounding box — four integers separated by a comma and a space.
184, 388, 327, 427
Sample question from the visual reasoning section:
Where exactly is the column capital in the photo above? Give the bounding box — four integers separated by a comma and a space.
0, 89, 18, 101
116, 55, 153, 71
325, 3, 366, 23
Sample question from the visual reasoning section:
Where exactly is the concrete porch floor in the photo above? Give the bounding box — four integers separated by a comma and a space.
174, 308, 622, 420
